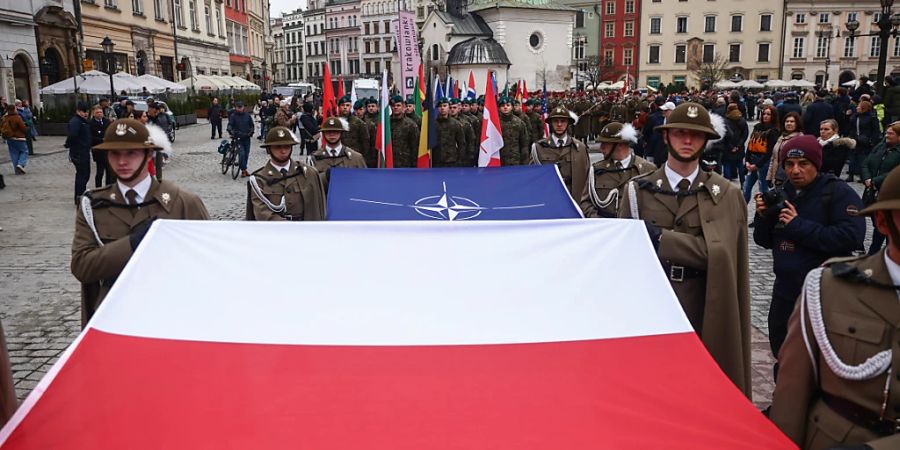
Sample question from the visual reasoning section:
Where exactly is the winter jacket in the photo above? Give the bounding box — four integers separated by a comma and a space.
721, 110, 749, 163
227, 110, 255, 138
883, 85, 900, 117
820, 136, 856, 176
862, 142, 900, 189
802, 100, 835, 138
65, 115, 92, 164
745, 122, 778, 167
848, 111, 882, 153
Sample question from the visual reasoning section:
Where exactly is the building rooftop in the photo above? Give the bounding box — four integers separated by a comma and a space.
434, 10, 493, 36
467, 0, 574, 12
447, 36, 511, 66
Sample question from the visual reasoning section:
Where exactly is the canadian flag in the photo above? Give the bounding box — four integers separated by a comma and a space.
0, 220, 793, 449
478, 72, 503, 167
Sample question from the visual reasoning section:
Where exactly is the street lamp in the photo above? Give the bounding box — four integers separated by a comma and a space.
262, 61, 268, 91
844, 0, 900, 96
101, 36, 116, 100
814, 26, 839, 90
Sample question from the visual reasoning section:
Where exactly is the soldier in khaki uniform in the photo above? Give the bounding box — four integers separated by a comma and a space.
530, 105, 590, 202
308, 117, 367, 190
618, 102, 751, 398
71, 119, 209, 326
769, 166, 900, 450
580, 122, 655, 218
246, 126, 326, 221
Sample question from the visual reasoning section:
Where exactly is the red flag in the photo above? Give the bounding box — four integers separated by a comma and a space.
466, 70, 476, 99
478, 73, 503, 167
337, 74, 345, 100
321, 64, 337, 147
522, 80, 529, 101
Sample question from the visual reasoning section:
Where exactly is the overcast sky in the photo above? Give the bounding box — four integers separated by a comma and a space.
270, 0, 308, 17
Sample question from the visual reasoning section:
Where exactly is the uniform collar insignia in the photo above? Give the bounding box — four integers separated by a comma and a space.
711, 184, 720, 196
656, 179, 663, 188
268, 170, 273, 175
161, 192, 170, 205
864, 268, 874, 278
110, 192, 116, 200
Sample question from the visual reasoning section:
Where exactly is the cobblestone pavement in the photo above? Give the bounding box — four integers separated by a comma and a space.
0, 120, 873, 409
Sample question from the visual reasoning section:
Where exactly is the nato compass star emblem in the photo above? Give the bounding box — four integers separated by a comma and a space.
349, 181, 544, 221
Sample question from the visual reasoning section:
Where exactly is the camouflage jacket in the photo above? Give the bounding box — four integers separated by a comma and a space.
499, 112, 530, 166
390, 114, 420, 168
433, 116, 466, 167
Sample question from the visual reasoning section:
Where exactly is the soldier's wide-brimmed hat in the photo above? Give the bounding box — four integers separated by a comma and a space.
93, 119, 161, 151
597, 122, 638, 144
546, 105, 574, 124
656, 102, 720, 139
320, 117, 347, 133
260, 126, 301, 147
860, 166, 900, 216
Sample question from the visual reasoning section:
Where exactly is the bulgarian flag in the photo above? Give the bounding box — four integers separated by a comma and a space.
376, 70, 392, 168
478, 71, 503, 167
0, 219, 795, 449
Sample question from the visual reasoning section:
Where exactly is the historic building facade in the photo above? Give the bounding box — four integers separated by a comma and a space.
170, 0, 231, 78
225, 0, 250, 76
303, 0, 326, 87
281, 8, 304, 83
34, 1, 80, 89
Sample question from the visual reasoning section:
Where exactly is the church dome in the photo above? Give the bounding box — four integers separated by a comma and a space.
446, 37, 511, 66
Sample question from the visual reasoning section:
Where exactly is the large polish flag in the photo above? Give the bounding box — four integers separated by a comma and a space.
0, 220, 794, 449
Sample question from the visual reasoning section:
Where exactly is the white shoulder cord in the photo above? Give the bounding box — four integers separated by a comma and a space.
305, 155, 316, 167
80, 195, 104, 247
248, 176, 287, 213
800, 267, 892, 381
627, 181, 640, 220
530, 144, 541, 165
588, 168, 619, 211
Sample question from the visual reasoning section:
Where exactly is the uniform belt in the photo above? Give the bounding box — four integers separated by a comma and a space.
280, 214, 303, 221
662, 264, 705, 282
822, 393, 900, 437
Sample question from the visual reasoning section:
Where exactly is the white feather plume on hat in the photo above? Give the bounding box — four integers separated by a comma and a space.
615, 123, 639, 144
338, 117, 350, 132
145, 123, 172, 157
705, 113, 727, 150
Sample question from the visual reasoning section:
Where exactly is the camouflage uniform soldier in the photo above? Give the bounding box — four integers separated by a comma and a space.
433, 98, 466, 167
497, 96, 530, 166
308, 117, 368, 190
389, 95, 420, 168
338, 95, 372, 164
580, 122, 655, 218
526, 99, 546, 144
530, 105, 590, 201
405, 95, 421, 129
450, 98, 477, 167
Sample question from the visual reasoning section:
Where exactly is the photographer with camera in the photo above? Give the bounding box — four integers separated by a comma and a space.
752, 135, 865, 371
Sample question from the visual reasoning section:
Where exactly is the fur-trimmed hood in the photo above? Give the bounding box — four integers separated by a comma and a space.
833, 137, 856, 150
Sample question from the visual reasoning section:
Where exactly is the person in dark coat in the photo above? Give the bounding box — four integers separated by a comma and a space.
89, 105, 114, 187
847, 100, 882, 182
643, 101, 673, 165
819, 119, 857, 177
776, 93, 802, 128
721, 104, 749, 182
66, 102, 93, 204
743, 105, 780, 202
801, 90, 834, 138
226, 101, 255, 177
208, 97, 222, 139
862, 123, 900, 254
852, 76, 873, 101
298, 102, 320, 158
882, 76, 900, 127
831, 87, 853, 137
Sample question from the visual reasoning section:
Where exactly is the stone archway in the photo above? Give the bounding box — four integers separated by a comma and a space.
13, 55, 32, 102
838, 70, 855, 86
42, 47, 63, 85
137, 50, 148, 76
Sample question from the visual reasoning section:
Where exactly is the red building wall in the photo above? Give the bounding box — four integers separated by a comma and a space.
598, 0, 640, 85
225, 0, 250, 65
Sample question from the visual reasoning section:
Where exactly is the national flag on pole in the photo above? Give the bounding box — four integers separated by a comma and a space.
522, 80, 529, 102
490, 71, 498, 98
479, 72, 503, 167
350, 82, 358, 107
321, 64, 337, 146
452, 80, 459, 99
446, 76, 453, 99
541, 79, 549, 139
416, 71, 435, 168
513, 81, 521, 102
414, 63, 425, 117
434, 76, 444, 102
376, 70, 392, 168
0, 219, 795, 449
337, 74, 345, 100
466, 70, 476, 100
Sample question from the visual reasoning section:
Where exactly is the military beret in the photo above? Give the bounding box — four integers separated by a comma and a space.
338, 95, 352, 104
405, 95, 414, 104
365, 97, 378, 105
462, 98, 471, 105
497, 96, 512, 105
354, 100, 365, 109
449, 98, 460, 105
477, 98, 485, 106
391, 95, 404, 104
436, 97, 449, 105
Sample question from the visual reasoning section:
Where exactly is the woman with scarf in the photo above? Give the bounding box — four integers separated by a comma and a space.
847, 100, 882, 182
818, 119, 857, 177
743, 105, 780, 202
766, 111, 803, 186
861, 122, 900, 254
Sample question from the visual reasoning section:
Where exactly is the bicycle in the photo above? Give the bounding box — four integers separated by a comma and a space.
220, 134, 240, 179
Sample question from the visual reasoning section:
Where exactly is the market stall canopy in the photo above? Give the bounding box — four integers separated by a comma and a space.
841, 79, 875, 88
225, 76, 261, 90
177, 75, 228, 91
791, 79, 817, 88
764, 79, 793, 88
138, 74, 187, 94
714, 80, 739, 89
737, 80, 764, 89
39, 70, 143, 95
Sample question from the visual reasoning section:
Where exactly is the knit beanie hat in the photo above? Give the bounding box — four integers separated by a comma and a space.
780, 135, 823, 169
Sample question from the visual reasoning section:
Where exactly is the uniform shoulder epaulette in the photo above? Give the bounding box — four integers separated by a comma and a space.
251, 166, 267, 176
822, 254, 868, 267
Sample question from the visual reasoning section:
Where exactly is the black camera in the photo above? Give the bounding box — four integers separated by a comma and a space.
761, 180, 789, 226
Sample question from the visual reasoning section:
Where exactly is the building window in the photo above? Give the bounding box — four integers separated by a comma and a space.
731, 15, 742, 32
704, 16, 715, 33
675, 44, 686, 63
760, 14, 771, 32
365, 40, 371, 53
624, 21, 633, 37
625, 0, 634, 14
795, 13, 805, 24
647, 76, 660, 88
816, 36, 829, 58
729, 44, 740, 62
105, 0, 117, 8
847, 12, 858, 24
605, 1, 614, 15
819, 12, 829, 24
757, 43, 770, 62
623, 48, 633, 66
792, 37, 805, 58
702, 44, 714, 63
575, 10, 584, 28
204, 3, 211, 32
650, 17, 661, 34
648, 45, 660, 64
189, 0, 198, 30
871, 36, 881, 57
895, 36, 900, 57
529, 32, 542, 50
605, 22, 614, 38
174, 0, 184, 27
133, 0, 143, 14
574, 36, 585, 60
844, 36, 856, 57
431, 44, 438, 61
364, 22, 369, 34
154, 0, 164, 19
604, 49, 614, 66
676, 16, 687, 34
